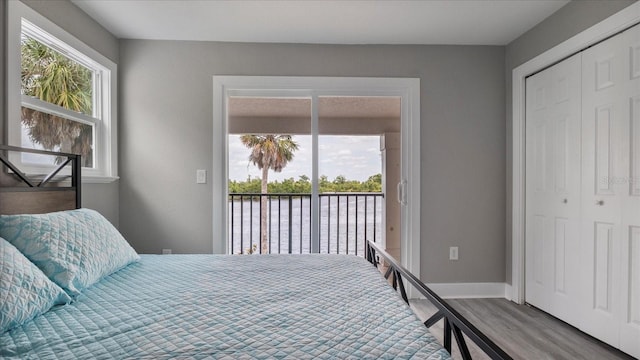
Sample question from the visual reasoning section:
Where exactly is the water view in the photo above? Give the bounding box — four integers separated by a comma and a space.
228, 195, 383, 256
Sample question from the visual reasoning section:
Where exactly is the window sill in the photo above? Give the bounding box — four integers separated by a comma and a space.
82, 175, 119, 184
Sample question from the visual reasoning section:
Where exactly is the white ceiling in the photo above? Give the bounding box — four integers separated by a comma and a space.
71, 0, 570, 45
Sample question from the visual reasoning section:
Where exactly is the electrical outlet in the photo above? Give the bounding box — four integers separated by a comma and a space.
449, 246, 459, 261
162, 249, 172, 255
196, 169, 207, 184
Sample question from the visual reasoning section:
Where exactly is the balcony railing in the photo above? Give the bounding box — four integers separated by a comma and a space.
228, 193, 383, 255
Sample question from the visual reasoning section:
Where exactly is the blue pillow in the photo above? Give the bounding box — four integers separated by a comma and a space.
1, 237, 71, 333
0, 209, 139, 297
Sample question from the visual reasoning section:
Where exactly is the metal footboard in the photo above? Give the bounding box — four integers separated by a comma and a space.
365, 239, 512, 360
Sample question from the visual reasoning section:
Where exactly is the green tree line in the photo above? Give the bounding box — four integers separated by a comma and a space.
229, 173, 382, 193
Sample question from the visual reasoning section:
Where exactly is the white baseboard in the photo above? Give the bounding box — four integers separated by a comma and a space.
503, 284, 513, 301
423, 282, 509, 299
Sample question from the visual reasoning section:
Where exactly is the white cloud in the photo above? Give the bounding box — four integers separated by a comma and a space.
229, 135, 381, 181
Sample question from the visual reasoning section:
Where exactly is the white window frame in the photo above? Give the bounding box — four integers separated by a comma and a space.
213, 76, 421, 297
6, 1, 118, 183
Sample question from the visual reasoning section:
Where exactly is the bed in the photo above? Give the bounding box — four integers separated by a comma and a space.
0, 145, 511, 359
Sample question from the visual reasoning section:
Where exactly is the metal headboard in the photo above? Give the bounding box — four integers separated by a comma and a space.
0, 145, 81, 214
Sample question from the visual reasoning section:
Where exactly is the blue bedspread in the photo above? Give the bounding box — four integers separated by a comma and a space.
1, 254, 450, 359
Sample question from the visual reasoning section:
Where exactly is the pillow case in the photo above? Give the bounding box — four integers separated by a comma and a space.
1, 237, 71, 333
0, 209, 139, 297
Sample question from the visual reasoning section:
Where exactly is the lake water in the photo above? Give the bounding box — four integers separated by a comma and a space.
228, 196, 383, 255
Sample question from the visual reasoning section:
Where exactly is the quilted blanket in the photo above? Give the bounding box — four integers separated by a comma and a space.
1, 254, 450, 359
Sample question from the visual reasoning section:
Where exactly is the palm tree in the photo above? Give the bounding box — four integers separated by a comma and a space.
21, 36, 94, 166
240, 135, 299, 254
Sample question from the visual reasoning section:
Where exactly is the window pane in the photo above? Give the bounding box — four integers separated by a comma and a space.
21, 34, 94, 116
227, 96, 312, 255
21, 106, 94, 168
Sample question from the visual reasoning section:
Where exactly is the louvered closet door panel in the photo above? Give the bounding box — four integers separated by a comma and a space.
525, 53, 582, 327
581, 25, 640, 353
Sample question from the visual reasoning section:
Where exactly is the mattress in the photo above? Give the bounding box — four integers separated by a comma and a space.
0, 254, 450, 359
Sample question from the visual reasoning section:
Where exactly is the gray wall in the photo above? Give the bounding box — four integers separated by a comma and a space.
7, 0, 636, 285
20, 0, 118, 63
504, 0, 636, 283
119, 40, 506, 283
0, 0, 120, 225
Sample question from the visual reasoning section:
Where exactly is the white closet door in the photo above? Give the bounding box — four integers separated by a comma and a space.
525, 53, 582, 326
581, 24, 640, 355
618, 24, 640, 359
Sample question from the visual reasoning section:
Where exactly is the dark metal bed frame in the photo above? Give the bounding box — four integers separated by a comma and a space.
0, 146, 511, 359
366, 240, 512, 360
0, 145, 81, 214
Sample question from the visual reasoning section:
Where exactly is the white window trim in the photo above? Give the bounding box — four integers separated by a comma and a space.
6, 1, 118, 183
22, 96, 97, 127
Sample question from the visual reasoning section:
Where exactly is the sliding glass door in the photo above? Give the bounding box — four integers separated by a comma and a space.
214, 76, 421, 279
225, 93, 395, 257
227, 95, 313, 254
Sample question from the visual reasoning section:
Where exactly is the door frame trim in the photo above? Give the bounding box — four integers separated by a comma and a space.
212, 76, 421, 278
511, 2, 640, 304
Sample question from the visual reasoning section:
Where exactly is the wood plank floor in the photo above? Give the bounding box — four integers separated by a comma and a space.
410, 298, 636, 360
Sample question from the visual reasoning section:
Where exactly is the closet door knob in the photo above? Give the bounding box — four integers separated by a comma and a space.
596, 200, 605, 206
562, 198, 568, 204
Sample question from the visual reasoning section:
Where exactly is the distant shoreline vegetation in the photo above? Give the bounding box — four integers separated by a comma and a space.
229, 174, 382, 194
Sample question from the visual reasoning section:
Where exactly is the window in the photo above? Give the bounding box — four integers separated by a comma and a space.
7, 1, 117, 181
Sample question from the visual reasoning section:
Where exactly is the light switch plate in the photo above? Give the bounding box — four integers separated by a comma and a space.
196, 169, 206, 184
449, 246, 459, 261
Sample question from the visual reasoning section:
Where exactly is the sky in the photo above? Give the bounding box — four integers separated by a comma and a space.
228, 135, 382, 182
